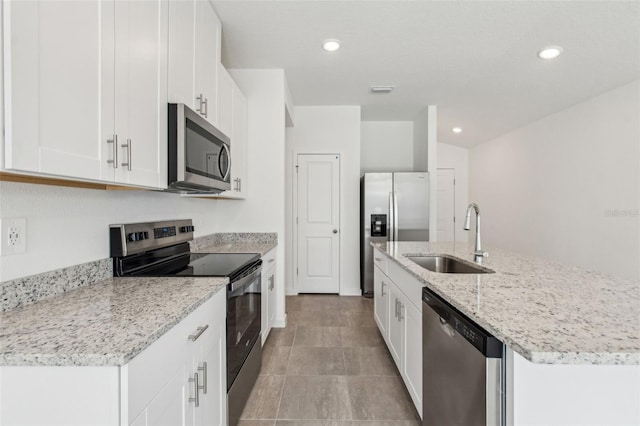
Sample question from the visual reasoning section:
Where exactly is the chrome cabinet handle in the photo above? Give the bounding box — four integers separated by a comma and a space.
394, 298, 398, 319
399, 303, 405, 321
381, 282, 386, 297
238, 178, 242, 192
121, 139, 132, 171
375, 257, 382, 261
203, 97, 208, 118
188, 324, 209, 341
268, 258, 275, 263
188, 372, 200, 407
107, 134, 118, 168
198, 362, 208, 394
196, 94, 206, 117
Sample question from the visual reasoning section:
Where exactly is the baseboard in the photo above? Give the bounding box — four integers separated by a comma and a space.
339, 289, 363, 296
272, 313, 287, 328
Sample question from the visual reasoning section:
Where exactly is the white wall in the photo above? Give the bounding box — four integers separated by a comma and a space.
470, 80, 639, 280
413, 109, 429, 172
360, 121, 413, 174
437, 142, 469, 242
215, 69, 287, 325
0, 182, 219, 281
285, 106, 361, 296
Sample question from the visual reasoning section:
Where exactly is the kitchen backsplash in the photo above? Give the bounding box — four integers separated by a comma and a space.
1, 233, 277, 312
1, 258, 112, 312
190, 232, 278, 251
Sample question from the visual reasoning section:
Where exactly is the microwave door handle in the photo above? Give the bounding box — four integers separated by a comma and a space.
219, 144, 231, 181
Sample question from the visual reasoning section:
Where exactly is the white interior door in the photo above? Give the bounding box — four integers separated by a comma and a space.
436, 169, 455, 241
296, 154, 340, 293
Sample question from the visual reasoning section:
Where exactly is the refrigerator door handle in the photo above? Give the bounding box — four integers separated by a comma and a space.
393, 191, 399, 241
388, 191, 394, 242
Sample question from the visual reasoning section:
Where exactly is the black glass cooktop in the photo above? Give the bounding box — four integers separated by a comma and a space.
116, 243, 260, 279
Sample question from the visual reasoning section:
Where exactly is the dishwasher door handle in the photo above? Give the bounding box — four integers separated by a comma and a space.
439, 316, 456, 337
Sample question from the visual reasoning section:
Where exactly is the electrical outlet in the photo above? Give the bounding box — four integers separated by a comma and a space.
1, 218, 27, 255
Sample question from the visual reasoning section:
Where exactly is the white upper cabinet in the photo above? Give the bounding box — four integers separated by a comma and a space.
113, 0, 168, 189
3, 0, 168, 189
3, 1, 113, 181
217, 65, 234, 138
216, 69, 248, 199
168, 0, 221, 127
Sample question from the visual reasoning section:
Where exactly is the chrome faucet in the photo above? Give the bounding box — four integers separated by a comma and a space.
464, 203, 488, 260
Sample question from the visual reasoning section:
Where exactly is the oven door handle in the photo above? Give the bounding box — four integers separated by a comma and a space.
230, 267, 262, 292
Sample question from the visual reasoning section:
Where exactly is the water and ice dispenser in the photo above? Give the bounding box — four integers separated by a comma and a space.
370, 214, 387, 237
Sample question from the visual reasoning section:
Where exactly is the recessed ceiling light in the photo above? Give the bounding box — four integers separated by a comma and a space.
370, 86, 395, 94
452, 127, 462, 134
322, 39, 341, 52
537, 46, 563, 60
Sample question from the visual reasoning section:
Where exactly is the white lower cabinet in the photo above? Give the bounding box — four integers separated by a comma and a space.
373, 248, 423, 418
0, 290, 227, 426
261, 248, 277, 345
373, 266, 389, 339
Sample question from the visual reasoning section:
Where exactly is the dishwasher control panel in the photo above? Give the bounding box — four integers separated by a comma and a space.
423, 287, 503, 358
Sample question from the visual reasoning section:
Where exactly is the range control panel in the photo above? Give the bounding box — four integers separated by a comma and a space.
110, 219, 195, 257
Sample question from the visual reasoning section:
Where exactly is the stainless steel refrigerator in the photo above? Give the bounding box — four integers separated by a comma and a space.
360, 172, 430, 296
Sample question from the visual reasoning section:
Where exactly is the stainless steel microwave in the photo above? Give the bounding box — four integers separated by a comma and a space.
167, 103, 231, 193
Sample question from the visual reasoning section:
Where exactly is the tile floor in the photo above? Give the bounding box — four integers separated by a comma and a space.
238, 295, 421, 426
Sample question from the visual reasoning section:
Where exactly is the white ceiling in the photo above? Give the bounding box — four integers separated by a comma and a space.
211, 0, 640, 147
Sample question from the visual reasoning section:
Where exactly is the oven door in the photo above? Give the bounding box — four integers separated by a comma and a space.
227, 266, 261, 391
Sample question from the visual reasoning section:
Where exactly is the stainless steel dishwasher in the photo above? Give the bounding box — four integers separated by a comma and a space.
422, 287, 505, 426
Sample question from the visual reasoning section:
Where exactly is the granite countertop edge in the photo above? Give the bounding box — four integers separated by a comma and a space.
373, 241, 640, 366
0, 277, 228, 367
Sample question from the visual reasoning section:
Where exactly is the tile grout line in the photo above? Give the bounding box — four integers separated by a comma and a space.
273, 325, 296, 421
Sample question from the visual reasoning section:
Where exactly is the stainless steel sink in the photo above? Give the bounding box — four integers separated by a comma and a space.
406, 255, 494, 274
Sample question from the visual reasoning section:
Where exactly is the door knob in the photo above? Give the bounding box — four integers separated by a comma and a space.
333, 229, 338, 234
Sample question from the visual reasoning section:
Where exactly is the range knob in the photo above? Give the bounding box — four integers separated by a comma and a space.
127, 232, 149, 242
180, 225, 195, 233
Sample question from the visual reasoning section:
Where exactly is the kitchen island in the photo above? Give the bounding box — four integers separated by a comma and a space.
373, 241, 640, 425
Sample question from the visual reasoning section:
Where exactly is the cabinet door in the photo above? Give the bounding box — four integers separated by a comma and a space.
145, 368, 188, 426
402, 299, 422, 417
217, 80, 247, 199
3, 0, 115, 182
261, 266, 270, 345
268, 266, 277, 332
387, 282, 404, 368
196, 321, 227, 426
114, 0, 168, 189
168, 0, 196, 107
373, 266, 389, 341
194, 0, 220, 127
217, 65, 234, 138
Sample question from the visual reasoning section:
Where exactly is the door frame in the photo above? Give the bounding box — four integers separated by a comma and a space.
292, 152, 341, 295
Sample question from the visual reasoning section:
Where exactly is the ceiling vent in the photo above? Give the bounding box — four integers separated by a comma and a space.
370, 86, 395, 94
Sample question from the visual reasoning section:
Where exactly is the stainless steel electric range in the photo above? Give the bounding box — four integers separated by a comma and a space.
110, 219, 261, 426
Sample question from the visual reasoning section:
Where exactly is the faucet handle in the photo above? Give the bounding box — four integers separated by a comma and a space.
473, 250, 488, 257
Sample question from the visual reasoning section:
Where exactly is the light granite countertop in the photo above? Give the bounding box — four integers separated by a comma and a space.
374, 241, 640, 365
0, 276, 227, 367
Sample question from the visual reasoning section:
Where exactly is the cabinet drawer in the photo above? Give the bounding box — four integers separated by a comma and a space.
373, 249, 388, 275
125, 290, 224, 422
387, 260, 422, 312
262, 247, 277, 269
